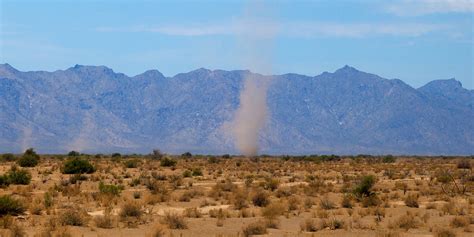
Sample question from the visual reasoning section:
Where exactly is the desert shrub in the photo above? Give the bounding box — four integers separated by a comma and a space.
192, 168, 203, 176
436, 228, 456, 237
328, 218, 345, 230
160, 157, 176, 167
457, 159, 471, 169
59, 209, 84, 226
69, 174, 87, 184
341, 194, 353, 208
181, 152, 192, 158
94, 214, 113, 229
44, 192, 54, 208
0, 175, 8, 187
252, 190, 270, 207
17, 148, 39, 167
450, 216, 469, 228
262, 202, 285, 219
243, 221, 267, 237
232, 189, 249, 210
163, 212, 187, 229
124, 159, 139, 168
395, 181, 408, 194
394, 213, 419, 230
99, 182, 123, 196
287, 196, 301, 211
209, 208, 230, 219
29, 199, 43, 215
263, 177, 279, 191
120, 201, 142, 218
209, 179, 237, 198
404, 194, 419, 208
382, 155, 396, 163
208, 156, 219, 164
0, 195, 25, 216
145, 180, 169, 199
1, 153, 16, 162
320, 196, 336, 210
184, 208, 202, 218
111, 153, 121, 158
362, 195, 380, 207
7, 220, 25, 237
300, 218, 319, 232
182, 170, 192, 178
150, 225, 166, 237
353, 175, 376, 199
6, 166, 31, 185
62, 158, 95, 174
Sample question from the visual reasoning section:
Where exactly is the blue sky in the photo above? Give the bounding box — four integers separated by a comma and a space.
0, 0, 472, 88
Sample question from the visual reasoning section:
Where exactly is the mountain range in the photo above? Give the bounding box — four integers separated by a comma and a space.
0, 63, 472, 155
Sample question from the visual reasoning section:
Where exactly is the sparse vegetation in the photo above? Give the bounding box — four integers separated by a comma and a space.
0, 153, 470, 236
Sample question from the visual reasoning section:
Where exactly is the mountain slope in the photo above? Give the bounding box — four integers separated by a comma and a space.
0, 64, 472, 155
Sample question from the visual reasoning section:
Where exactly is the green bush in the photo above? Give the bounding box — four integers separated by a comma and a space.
59, 209, 84, 226
124, 159, 139, 168
382, 155, 396, 163
0, 175, 9, 187
1, 153, 16, 162
160, 157, 177, 167
353, 175, 376, 199
0, 195, 25, 216
7, 166, 32, 185
62, 158, 95, 174
17, 148, 39, 167
252, 190, 270, 207
192, 168, 203, 176
99, 182, 123, 196
183, 170, 192, 178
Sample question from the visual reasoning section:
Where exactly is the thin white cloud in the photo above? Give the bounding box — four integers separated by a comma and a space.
386, 0, 474, 16
96, 21, 448, 38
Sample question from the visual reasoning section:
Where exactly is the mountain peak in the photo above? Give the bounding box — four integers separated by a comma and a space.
0, 63, 18, 72
68, 64, 116, 75
420, 78, 462, 91
134, 69, 165, 80
335, 65, 359, 74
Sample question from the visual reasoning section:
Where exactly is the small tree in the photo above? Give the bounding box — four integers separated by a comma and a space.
68, 151, 80, 157
17, 148, 40, 167
151, 149, 163, 160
